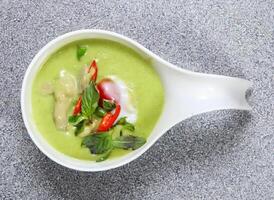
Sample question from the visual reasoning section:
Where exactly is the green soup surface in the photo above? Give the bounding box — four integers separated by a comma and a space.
32, 39, 164, 160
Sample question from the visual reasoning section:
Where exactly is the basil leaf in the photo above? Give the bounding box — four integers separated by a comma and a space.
96, 148, 112, 162
81, 133, 112, 154
111, 125, 123, 138
112, 135, 146, 150
81, 83, 99, 118
68, 115, 86, 126
116, 117, 127, 125
102, 99, 116, 112
123, 123, 135, 131
75, 120, 85, 136
94, 107, 107, 117
116, 117, 135, 132
77, 45, 87, 60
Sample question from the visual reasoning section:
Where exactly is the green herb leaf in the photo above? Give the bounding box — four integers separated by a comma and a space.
123, 123, 135, 131
75, 120, 85, 136
102, 99, 116, 112
112, 135, 146, 150
94, 107, 107, 117
116, 117, 127, 125
68, 115, 87, 136
68, 115, 86, 126
82, 133, 112, 154
96, 148, 112, 162
111, 125, 123, 138
116, 117, 135, 132
77, 45, 87, 60
81, 83, 99, 118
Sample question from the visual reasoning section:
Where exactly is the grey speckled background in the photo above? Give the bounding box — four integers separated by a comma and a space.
0, 0, 273, 199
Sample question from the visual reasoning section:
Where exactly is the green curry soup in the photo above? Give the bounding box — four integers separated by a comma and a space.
32, 39, 164, 161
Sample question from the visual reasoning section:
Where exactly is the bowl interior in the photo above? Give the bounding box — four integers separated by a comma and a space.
21, 30, 170, 171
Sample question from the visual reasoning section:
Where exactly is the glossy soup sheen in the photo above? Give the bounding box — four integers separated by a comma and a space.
32, 39, 164, 160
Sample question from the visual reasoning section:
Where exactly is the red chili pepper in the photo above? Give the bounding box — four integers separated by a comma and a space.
73, 96, 82, 115
88, 60, 98, 82
97, 104, 121, 132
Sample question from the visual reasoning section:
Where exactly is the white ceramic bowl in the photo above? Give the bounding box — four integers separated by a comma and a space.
21, 30, 165, 172
21, 29, 251, 171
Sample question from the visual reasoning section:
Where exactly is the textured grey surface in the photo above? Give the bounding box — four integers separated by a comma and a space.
0, 0, 273, 199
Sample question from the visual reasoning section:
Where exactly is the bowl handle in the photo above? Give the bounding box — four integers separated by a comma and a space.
156, 63, 252, 128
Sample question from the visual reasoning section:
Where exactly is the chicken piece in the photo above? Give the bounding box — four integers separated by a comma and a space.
54, 99, 72, 130
53, 70, 78, 130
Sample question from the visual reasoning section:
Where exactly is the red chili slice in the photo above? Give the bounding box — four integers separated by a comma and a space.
97, 104, 121, 132
73, 96, 82, 115
88, 60, 98, 82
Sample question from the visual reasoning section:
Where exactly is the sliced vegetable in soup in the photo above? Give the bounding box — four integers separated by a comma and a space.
32, 39, 164, 161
